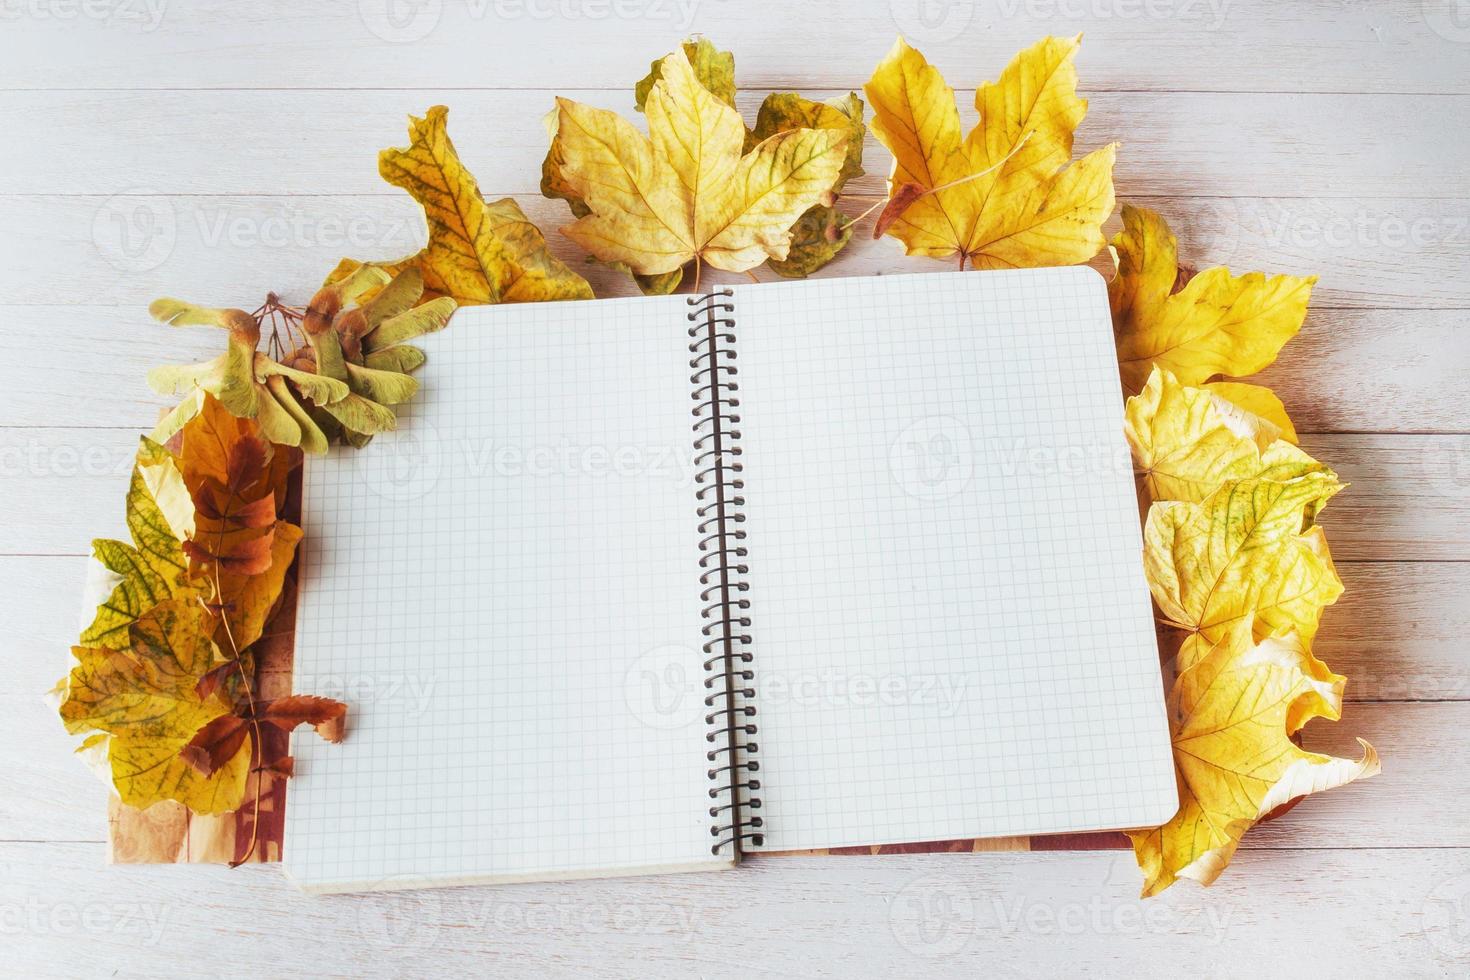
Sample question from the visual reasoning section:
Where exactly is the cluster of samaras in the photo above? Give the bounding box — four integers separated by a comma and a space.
147, 267, 456, 452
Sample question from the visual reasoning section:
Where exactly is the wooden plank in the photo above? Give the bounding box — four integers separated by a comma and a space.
5, 89, 1466, 199
4, 427, 1462, 560
1303, 433, 1470, 562
7, 304, 1464, 433
4, 194, 1466, 309
2, 841, 1468, 975
0, 1, 1463, 94
1317, 562, 1470, 702
1255, 309, 1470, 434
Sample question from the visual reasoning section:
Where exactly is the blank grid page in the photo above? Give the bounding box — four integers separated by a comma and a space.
734, 270, 1177, 852
284, 296, 724, 892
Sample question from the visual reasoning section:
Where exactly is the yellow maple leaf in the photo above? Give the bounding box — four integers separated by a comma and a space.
1129, 630, 1379, 896
1144, 474, 1344, 647
1111, 204, 1318, 396
1126, 367, 1327, 503
59, 597, 251, 815
330, 105, 592, 305
550, 46, 849, 279
863, 35, 1116, 269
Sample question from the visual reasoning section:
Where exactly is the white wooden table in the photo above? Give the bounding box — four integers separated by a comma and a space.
3, 2, 1468, 975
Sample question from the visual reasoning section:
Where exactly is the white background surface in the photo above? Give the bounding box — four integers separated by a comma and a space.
1, 1, 1468, 976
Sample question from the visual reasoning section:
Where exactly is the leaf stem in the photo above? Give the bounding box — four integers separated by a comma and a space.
196, 465, 269, 868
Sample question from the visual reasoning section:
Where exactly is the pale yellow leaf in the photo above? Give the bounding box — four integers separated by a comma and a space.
1126, 367, 1326, 503
1144, 475, 1344, 646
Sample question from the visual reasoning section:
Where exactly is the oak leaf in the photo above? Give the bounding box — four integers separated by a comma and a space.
548, 46, 849, 283
1126, 368, 1327, 503
1111, 204, 1318, 396
864, 35, 1116, 270
329, 106, 592, 305
1144, 475, 1344, 648
1128, 630, 1379, 896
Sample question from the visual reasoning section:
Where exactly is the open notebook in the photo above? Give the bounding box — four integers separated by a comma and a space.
283, 268, 1177, 893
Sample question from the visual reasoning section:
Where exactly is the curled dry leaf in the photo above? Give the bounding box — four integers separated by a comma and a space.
259, 695, 348, 743
180, 713, 250, 777
864, 35, 1116, 270
1128, 630, 1379, 897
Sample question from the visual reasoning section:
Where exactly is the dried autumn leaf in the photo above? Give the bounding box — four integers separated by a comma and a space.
633, 36, 736, 112
81, 440, 195, 649
298, 268, 454, 447
1126, 368, 1327, 503
550, 46, 849, 281
1111, 204, 1318, 396
1144, 475, 1344, 647
545, 38, 865, 287
176, 395, 302, 648
259, 695, 348, 743
864, 35, 1116, 270
746, 91, 866, 278
1128, 631, 1379, 896
180, 713, 249, 777
59, 597, 251, 814
213, 522, 301, 652
1198, 381, 1299, 444
147, 300, 351, 453
329, 105, 592, 305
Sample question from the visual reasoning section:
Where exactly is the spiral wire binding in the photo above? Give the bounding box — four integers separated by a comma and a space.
687, 288, 763, 857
